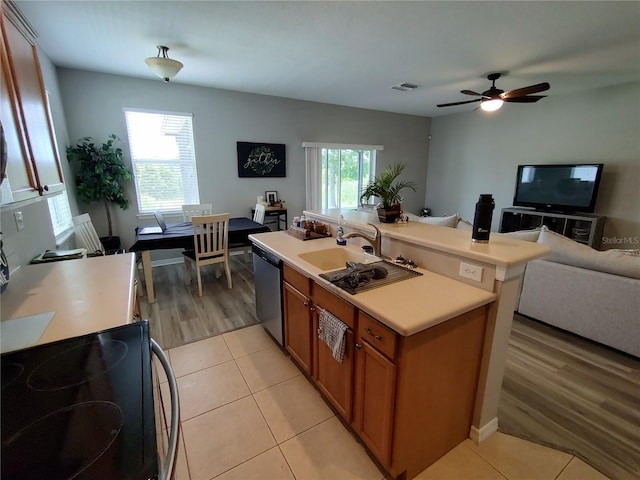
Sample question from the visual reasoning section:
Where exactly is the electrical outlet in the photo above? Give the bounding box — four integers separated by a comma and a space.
459, 262, 483, 282
14, 211, 24, 231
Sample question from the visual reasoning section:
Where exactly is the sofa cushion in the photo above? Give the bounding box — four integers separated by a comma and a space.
417, 213, 460, 227
503, 229, 541, 242
456, 218, 473, 231
537, 226, 640, 279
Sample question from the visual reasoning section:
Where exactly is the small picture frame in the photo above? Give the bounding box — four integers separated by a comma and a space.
265, 191, 278, 206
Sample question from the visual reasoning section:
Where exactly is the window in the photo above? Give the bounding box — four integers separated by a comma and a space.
321, 148, 373, 209
123, 109, 200, 213
47, 190, 73, 240
303, 142, 381, 210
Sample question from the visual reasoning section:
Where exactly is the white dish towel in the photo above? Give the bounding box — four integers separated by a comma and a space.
318, 308, 348, 363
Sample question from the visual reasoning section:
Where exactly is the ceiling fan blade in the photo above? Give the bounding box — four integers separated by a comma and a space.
460, 89, 484, 97
437, 98, 483, 107
503, 95, 546, 103
502, 82, 550, 99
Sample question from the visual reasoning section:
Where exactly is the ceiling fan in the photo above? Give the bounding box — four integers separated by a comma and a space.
437, 73, 550, 111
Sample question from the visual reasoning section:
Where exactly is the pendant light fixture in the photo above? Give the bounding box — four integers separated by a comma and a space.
145, 45, 183, 82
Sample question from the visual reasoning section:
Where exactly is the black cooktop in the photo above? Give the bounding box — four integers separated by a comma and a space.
1, 321, 158, 480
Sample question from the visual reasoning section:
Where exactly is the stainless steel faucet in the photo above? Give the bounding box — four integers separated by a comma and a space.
343, 223, 382, 257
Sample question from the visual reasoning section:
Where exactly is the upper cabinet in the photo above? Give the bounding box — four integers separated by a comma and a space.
1, 3, 63, 203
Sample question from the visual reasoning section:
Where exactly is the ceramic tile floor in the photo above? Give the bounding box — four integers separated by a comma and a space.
158, 324, 610, 480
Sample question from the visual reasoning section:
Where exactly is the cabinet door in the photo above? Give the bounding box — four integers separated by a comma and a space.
283, 282, 313, 375
1, 12, 63, 195
0, 22, 37, 201
353, 340, 396, 467
314, 317, 354, 422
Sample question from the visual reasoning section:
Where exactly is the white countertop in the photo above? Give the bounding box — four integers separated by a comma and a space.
250, 231, 497, 336
305, 209, 549, 269
1, 254, 136, 350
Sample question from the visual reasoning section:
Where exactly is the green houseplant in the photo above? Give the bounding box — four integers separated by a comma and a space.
67, 134, 133, 248
360, 162, 417, 223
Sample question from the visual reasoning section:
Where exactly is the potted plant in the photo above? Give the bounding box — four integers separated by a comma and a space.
360, 163, 417, 223
67, 134, 134, 250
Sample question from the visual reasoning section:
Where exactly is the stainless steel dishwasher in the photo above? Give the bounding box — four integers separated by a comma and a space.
252, 244, 284, 346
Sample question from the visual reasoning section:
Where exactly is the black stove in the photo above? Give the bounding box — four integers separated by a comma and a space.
1, 321, 158, 480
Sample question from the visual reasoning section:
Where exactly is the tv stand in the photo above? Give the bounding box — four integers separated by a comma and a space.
499, 207, 606, 249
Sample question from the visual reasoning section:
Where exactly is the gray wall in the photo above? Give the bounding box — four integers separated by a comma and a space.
57, 68, 431, 261
426, 81, 640, 248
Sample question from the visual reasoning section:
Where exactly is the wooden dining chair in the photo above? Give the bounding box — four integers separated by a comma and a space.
182, 213, 232, 296
73, 213, 145, 296
253, 203, 266, 224
181, 203, 213, 222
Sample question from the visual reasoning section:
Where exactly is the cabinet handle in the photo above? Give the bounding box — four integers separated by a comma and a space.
366, 328, 382, 341
303, 301, 309, 307
309, 306, 315, 312
355, 343, 362, 350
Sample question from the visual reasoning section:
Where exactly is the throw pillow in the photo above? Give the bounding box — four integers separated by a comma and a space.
417, 213, 460, 228
537, 226, 640, 279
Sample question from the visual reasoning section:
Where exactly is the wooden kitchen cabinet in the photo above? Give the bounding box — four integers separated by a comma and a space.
1, 5, 63, 203
353, 336, 397, 465
312, 284, 356, 422
283, 265, 314, 375
281, 261, 489, 479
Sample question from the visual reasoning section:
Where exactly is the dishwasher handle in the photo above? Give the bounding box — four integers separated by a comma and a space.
151, 339, 180, 480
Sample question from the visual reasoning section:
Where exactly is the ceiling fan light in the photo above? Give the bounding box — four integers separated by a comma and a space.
145, 46, 183, 82
480, 99, 504, 112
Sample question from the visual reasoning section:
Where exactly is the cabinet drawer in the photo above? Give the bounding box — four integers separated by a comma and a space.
312, 284, 356, 329
283, 264, 311, 296
358, 312, 398, 360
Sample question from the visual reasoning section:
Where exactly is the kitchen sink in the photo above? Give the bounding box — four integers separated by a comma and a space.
298, 247, 380, 272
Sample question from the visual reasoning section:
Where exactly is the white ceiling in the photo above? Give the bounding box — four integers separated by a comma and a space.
15, 1, 640, 117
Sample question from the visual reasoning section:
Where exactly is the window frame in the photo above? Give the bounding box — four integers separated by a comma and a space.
303, 142, 382, 211
123, 108, 200, 214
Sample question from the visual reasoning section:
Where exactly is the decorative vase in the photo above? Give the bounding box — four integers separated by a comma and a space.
377, 204, 401, 223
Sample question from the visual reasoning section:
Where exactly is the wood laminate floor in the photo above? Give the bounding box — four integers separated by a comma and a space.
140, 255, 259, 350
499, 314, 640, 480
141, 261, 638, 479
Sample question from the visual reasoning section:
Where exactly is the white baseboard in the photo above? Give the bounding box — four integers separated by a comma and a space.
469, 417, 499, 444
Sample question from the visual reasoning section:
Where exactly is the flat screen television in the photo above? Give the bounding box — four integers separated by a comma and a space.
513, 163, 603, 213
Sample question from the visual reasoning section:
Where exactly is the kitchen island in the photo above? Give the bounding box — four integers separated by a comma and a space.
250, 212, 548, 479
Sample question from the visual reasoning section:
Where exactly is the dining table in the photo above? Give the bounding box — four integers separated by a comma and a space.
129, 217, 270, 303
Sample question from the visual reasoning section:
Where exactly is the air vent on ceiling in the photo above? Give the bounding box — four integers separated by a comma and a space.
391, 82, 419, 92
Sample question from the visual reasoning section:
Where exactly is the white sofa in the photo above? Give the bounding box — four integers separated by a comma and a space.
516, 227, 640, 358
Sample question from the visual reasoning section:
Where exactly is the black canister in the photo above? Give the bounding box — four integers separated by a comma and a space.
472, 194, 495, 243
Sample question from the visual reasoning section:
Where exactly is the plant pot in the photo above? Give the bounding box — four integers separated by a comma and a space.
100, 236, 122, 252
377, 205, 401, 223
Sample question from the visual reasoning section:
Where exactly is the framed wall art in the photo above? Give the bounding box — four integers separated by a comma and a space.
265, 191, 278, 205
237, 142, 286, 178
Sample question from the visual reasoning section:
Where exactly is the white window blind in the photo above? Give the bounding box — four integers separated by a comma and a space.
47, 190, 73, 238
124, 109, 200, 213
